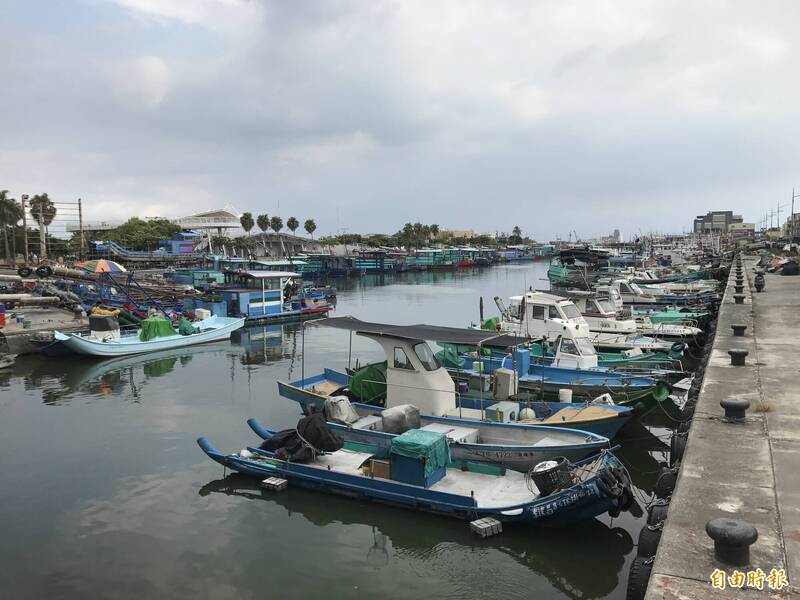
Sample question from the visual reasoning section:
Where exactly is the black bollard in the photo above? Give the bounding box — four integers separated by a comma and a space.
706, 518, 758, 566
733, 294, 745, 304
734, 285, 744, 294
728, 349, 748, 366
731, 324, 747, 337
720, 398, 750, 421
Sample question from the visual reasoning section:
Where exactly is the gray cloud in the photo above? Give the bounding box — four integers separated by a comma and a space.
0, 0, 798, 240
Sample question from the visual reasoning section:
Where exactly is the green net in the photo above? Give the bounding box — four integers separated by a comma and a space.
390, 429, 450, 476
349, 361, 387, 404
139, 318, 178, 342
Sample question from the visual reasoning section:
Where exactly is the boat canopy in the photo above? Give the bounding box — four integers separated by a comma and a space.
309, 316, 538, 348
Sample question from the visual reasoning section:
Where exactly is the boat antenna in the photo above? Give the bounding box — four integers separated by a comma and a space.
301, 322, 305, 384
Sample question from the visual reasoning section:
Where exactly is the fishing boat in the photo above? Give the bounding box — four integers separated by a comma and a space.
279, 317, 635, 438
197, 426, 633, 527
53, 314, 244, 357
185, 271, 334, 325
247, 412, 609, 473
563, 290, 702, 345
492, 290, 679, 352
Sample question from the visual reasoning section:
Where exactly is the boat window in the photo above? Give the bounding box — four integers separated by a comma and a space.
548, 306, 560, 319
531, 305, 546, 320
630, 283, 644, 295
509, 302, 521, 319
620, 283, 632, 293
576, 337, 597, 356
560, 303, 581, 320
560, 338, 579, 355
598, 299, 617, 313
393, 347, 415, 370
413, 342, 440, 371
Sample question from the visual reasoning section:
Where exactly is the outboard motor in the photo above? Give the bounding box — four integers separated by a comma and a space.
89, 314, 120, 341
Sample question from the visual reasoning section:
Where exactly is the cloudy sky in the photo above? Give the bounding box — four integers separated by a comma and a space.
1, 0, 798, 241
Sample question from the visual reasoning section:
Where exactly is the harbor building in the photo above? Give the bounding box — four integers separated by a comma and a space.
692, 211, 744, 234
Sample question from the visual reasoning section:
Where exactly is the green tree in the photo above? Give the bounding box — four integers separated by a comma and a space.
430, 224, 439, 240
0, 190, 22, 264
509, 225, 523, 244
29, 193, 56, 258
287, 216, 299, 235
240, 212, 254, 235
269, 216, 283, 234
256, 214, 269, 234
304, 219, 316, 238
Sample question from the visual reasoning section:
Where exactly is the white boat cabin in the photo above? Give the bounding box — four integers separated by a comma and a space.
494, 291, 590, 341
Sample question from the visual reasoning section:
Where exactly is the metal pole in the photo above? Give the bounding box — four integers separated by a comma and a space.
301, 324, 305, 384
21, 194, 28, 264
78, 197, 85, 259
348, 330, 353, 369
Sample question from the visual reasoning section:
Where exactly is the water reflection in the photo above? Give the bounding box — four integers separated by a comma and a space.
199, 474, 633, 600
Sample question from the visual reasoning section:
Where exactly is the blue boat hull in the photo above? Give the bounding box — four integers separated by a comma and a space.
197, 436, 627, 526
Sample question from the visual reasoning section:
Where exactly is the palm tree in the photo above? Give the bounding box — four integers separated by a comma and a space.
256, 214, 269, 234
0, 190, 22, 264
287, 216, 299, 235
240, 212, 254, 235
430, 224, 439, 241
256, 214, 270, 255
29, 193, 56, 259
304, 219, 317, 239
269, 216, 284, 256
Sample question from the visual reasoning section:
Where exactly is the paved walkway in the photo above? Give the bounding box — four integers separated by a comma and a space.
646, 256, 799, 599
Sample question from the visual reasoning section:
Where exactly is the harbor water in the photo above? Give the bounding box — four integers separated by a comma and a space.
0, 262, 676, 600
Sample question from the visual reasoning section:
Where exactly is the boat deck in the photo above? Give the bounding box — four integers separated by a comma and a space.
308, 448, 537, 509
431, 467, 536, 508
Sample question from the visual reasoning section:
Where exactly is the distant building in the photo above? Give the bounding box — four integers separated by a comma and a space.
728, 222, 755, 239
783, 214, 800, 239
692, 211, 743, 233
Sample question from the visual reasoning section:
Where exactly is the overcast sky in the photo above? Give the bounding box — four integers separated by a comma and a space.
1, 0, 798, 241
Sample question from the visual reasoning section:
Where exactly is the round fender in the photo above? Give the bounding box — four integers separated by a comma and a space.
669, 432, 688, 467
626, 556, 655, 600
647, 501, 670, 526
35, 265, 53, 278
637, 523, 663, 558
17, 266, 33, 277
654, 466, 679, 499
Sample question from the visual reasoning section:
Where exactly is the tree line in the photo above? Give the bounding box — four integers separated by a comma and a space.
239, 213, 317, 239
0, 190, 61, 262
318, 222, 528, 249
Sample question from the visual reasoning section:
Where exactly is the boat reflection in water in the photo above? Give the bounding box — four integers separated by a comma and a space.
199, 474, 634, 600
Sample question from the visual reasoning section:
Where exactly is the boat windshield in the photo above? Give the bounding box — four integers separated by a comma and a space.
630, 283, 645, 295
560, 303, 582, 320
597, 299, 617, 313
414, 342, 441, 371
576, 337, 597, 356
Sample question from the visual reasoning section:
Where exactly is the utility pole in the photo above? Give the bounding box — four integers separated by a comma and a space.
20, 194, 29, 264
792, 188, 799, 241
78, 197, 85, 259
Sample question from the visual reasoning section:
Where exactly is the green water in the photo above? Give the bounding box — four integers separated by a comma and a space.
0, 263, 674, 599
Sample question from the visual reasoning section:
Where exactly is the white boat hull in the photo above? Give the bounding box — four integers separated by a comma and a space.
54, 316, 245, 357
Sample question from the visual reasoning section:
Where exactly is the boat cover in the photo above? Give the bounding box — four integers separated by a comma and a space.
259, 412, 343, 462
350, 361, 387, 403
139, 318, 178, 341
310, 316, 537, 347
390, 429, 450, 476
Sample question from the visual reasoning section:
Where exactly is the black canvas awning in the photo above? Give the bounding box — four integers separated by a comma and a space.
308, 316, 538, 348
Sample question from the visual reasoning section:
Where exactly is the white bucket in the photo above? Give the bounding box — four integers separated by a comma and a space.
558, 388, 573, 403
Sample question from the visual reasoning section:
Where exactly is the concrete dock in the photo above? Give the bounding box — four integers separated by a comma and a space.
0, 307, 87, 354
646, 257, 799, 598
